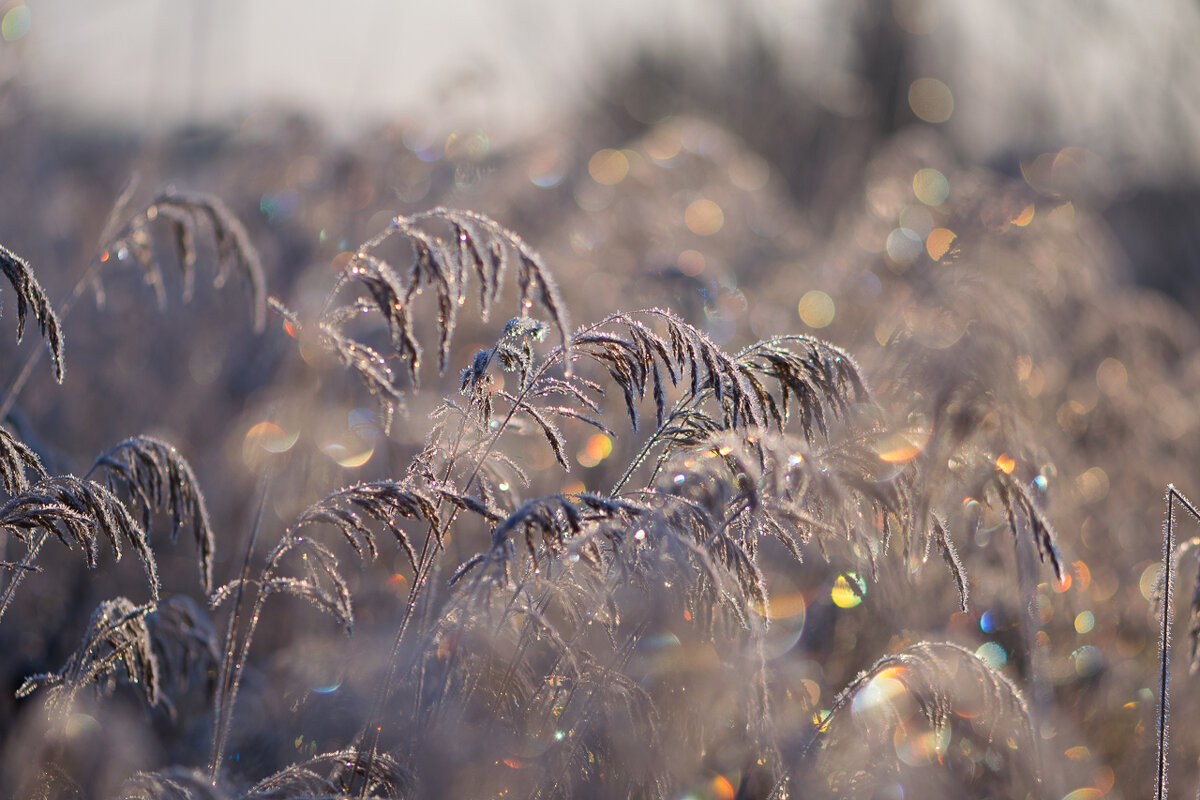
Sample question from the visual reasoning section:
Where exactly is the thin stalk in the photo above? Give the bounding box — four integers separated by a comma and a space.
1157, 485, 1200, 800
0, 530, 48, 620
208, 469, 272, 782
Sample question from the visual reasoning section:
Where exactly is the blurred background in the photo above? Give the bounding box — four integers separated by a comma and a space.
6, 0, 1198, 169
3, 2, 1200, 798
8, 0, 1200, 295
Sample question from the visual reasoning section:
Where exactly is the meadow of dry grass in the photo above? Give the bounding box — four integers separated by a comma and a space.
0, 15, 1199, 800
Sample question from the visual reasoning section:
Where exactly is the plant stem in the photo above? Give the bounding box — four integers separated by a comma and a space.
209, 468, 272, 782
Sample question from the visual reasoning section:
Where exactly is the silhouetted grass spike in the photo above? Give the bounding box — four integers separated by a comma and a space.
270, 296, 404, 434
106, 190, 267, 331
248, 749, 414, 798
803, 641, 1037, 770
17, 597, 161, 716
736, 335, 869, 441
291, 481, 439, 573
460, 317, 550, 404
145, 595, 219, 720
89, 436, 215, 592
988, 469, 1064, 583
932, 514, 969, 611
325, 208, 568, 389
0, 475, 159, 618
0, 243, 64, 382
118, 767, 230, 800
0, 423, 46, 494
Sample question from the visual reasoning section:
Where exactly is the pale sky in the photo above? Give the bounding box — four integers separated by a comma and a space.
5, 0, 1200, 183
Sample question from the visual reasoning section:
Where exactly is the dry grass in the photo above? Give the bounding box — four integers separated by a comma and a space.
0, 83, 1194, 800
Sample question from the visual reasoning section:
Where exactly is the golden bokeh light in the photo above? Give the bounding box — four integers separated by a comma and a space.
798, 290, 835, 328
912, 168, 949, 206
244, 421, 298, 454
588, 149, 629, 185
643, 123, 683, 161
873, 428, 931, 463
322, 442, 375, 468
831, 573, 865, 608
677, 249, 706, 277
908, 78, 954, 123
684, 198, 725, 235
1096, 357, 1128, 396
925, 227, 957, 261
577, 433, 613, 467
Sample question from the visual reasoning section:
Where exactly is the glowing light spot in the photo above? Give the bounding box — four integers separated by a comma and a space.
2, 4, 30, 42
894, 720, 950, 766
873, 427, 930, 463
1012, 204, 1035, 226
322, 442, 375, 468
561, 480, 586, 495
1072, 646, 1103, 678
1075, 466, 1109, 503
1096, 357, 1128, 396
885, 227, 924, 268
643, 123, 683, 161
1074, 611, 1095, 634
831, 573, 865, 608
912, 168, 949, 206
995, 454, 1016, 474
577, 433, 613, 467
502, 758, 523, 769
851, 674, 907, 715
756, 590, 807, 621
243, 421, 299, 457
1064, 745, 1091, 761
677, 249, 706, 277
673, 473, 686, 484
100, 251, 110, 263
908, 78, 954, 123
634, 529, 646, 541
710, 774, 736, 800
925, 227, 956, 261
798, 290, 835, 328
444, 130, 489, 160
527, 148, 566, 188
980, 610, 998, 633
1055, 572, 1072, 592
685, 198, 725, 236
1062, 788, 1103, 800
588, 149, 629, 185
1033, 475, 1048, 492
1072, 560, 1092, 592
283, 319, 297, 338
975, 641, 1007, 669
64, 713, 100, 740
312, 682, 341, 694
